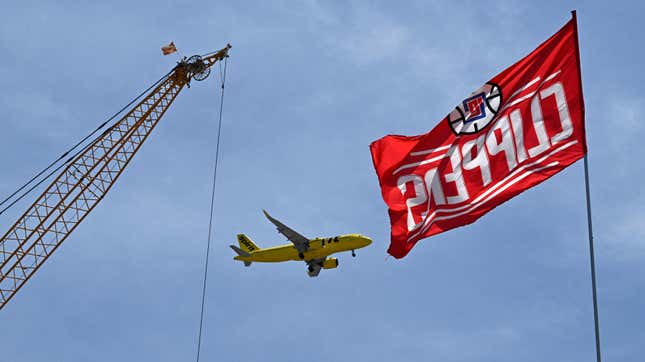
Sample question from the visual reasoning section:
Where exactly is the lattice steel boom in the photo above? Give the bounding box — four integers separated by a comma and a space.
0, 45, 231, 310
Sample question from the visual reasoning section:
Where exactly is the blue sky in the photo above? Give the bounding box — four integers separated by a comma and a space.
1, 1, 643, 361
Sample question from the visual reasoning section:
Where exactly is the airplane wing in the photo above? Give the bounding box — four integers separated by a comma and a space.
263, 210, 310, 253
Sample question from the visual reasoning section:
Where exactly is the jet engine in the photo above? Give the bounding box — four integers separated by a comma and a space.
322, 258, 339, 269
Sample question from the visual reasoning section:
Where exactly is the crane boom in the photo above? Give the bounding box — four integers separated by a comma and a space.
0, 45, 231, 310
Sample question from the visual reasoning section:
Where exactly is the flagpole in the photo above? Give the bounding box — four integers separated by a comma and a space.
571, 10, 602, 362
583, 154, 602, 362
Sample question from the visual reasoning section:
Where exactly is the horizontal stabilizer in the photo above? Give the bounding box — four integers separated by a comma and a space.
230, 245, 252, 267
229, 245, 250, 257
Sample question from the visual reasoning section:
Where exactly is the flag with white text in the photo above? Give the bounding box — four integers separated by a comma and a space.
370, 17, 586, 258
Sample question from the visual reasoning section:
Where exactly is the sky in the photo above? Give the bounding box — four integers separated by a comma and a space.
0, 1, 644, 361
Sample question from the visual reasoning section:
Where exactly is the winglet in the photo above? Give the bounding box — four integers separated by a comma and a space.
263, 209, 281, 229
263, 209, 283, 229
262, 209, 273, 221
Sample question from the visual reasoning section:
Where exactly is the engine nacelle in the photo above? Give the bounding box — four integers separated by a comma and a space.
322, 258, 339, 269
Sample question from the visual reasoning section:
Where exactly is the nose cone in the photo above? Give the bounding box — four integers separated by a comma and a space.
361, 236, 372, 247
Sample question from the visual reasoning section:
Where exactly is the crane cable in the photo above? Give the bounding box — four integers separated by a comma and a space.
0, 68, 176, 216
196, 56, 228, 362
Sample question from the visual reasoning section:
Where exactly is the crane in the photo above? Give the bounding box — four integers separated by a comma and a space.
0, 44, 231, 310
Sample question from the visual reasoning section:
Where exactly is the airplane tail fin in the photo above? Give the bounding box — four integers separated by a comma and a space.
229, 245, 252, 267
237, 234, 260, 253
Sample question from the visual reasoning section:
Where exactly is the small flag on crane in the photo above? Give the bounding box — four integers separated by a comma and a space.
161, 41, 177, 55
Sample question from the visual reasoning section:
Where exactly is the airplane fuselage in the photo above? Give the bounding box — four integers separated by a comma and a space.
233, 234, 371, 263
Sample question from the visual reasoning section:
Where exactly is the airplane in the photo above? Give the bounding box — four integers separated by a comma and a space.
230, 210, 372, 277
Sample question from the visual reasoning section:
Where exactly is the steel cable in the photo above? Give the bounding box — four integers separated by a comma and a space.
196, 56, 228, 362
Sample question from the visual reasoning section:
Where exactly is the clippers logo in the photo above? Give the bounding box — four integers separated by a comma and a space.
448, 82, 502, 135
463, 93, 487, 122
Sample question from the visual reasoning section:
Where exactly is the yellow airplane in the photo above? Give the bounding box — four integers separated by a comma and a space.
230, 210, 372, 277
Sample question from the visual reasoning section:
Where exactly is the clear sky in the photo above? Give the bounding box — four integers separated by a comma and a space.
1, 1, 643, 361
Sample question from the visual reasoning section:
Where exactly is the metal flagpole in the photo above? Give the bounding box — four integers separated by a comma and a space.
583, 154, 602, 362
572, 10, 602, 362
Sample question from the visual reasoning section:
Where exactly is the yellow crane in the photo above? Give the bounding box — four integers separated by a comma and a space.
0, 44, 231, 310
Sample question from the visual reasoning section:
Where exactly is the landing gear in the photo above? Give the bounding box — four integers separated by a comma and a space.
351, 250, 356, 257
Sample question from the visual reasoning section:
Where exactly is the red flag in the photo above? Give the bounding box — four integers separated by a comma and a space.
371, 16, 586, 259
161, 41, 177, 55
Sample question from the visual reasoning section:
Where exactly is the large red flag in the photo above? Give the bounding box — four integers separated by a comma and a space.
371, 16, 586, 259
